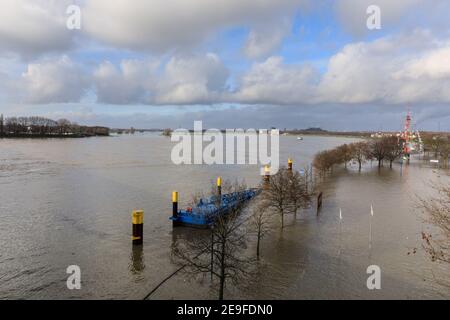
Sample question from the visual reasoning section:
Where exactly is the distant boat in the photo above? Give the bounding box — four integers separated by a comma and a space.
297, 137, 303, 140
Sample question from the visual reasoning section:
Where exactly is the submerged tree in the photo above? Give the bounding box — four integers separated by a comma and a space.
383, 136, 403, 168
262, 167, 311, 228
368, 138, 389, 168
351, 142, 371, 171
262, 168, 292, 229
287, 170, 311, 219
418, 174, 450, 288
336, 144, 353, 169
251, 200, 272, 259
171, 180, 253, 300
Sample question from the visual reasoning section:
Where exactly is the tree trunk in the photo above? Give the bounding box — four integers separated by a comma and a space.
280, 212, 284, 229
219, 241, 226, 300
256, 229, 261, 259
390, 160, 393, 168
358, 160, 362, 172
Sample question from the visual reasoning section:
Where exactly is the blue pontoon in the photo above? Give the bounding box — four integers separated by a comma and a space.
171, 189, 260, 228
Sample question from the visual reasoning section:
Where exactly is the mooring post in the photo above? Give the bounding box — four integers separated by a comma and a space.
172, 191, 179, 227
217, 177, 222, 199
288, 158, 293, 171
317, 192, 323, 215
132, 209, 144, 245
264, 165, 270, 183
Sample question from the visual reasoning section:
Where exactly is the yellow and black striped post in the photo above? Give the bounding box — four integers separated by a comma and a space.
288, 158, 293, 171
172, 191, 179, 227
264, 166, 270, 184
217, 177, 222, 198
132, 210, 144, 245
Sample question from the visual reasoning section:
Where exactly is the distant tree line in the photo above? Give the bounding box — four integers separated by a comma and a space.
0, 115, 109, 137
313, 136, 404, 175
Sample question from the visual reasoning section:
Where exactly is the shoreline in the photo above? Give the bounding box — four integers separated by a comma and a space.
0, 134, 109, 139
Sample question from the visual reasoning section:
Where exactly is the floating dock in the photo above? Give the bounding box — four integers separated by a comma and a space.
170, 189, 260, 228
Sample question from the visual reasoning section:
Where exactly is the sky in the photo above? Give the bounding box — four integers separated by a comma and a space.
0, 0, 450, 131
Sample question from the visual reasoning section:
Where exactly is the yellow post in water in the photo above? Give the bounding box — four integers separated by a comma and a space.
217, 177, 222, 205
132, 210, 144, 245
264, 165, 271, 183
172, 191, 179, 227
217, 177, 222, 196
288, 158, 293, 171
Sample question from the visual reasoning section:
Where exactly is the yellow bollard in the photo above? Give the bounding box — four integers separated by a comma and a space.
217, 177, 222, 197
264, 165, 271, 183
132, 210, 144, 245
288, 158, 293, 171
172, 191, 179, 227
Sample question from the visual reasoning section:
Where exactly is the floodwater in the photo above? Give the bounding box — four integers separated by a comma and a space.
0, 134, 449, 299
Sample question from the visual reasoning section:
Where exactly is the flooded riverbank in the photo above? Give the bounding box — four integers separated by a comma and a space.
0, 134, 448, 299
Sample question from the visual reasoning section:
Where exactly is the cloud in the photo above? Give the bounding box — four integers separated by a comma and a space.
234, 56, 319, 104
94, 59, 159, 104
83, 0, 304, 53
154, 53, 229, 104
243, 19, 292, 59
317, 30, 450, 104
0, 0, 74, 59
94, 53, 228, 105
235, 30, 450, 105
15, 30, 450, 106
21, 56, 89, 104
334, 0, 450, 37
93, 53, 229, 105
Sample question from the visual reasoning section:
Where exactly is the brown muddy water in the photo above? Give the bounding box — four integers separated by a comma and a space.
0, 134, 449, 299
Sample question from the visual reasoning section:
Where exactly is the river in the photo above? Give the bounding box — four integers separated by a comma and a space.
0, 134, 448, 299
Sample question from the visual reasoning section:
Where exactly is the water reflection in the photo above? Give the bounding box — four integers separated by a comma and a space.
129, 245, 145, 274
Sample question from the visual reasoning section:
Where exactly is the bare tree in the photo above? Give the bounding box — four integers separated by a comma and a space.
336, 144, 353, 169
287, 170, 311, 219
384, 136, 403, 168
368, 138, 389, 168
57, 119, 71, 134
251, 200, 272, 259
171, 180, 253, 300
437, 137, 450, 169
418, 174, 450, 288
423, 134, 446, 158
262, 167, 293, 229
351, 142, 370, 171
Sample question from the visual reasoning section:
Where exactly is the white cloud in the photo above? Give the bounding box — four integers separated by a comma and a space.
21, 56, 89, 104
0, 0, 74, 58
243, 19, 292, 59
94, 59, 159, 104
93, 53, 229, 105
83, 0, 304, 53
234, 56, 319, 104
316, 31, 450, 104
154, 53, 229, 104
235, 30, 450, 105
334, 0, 450, 37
